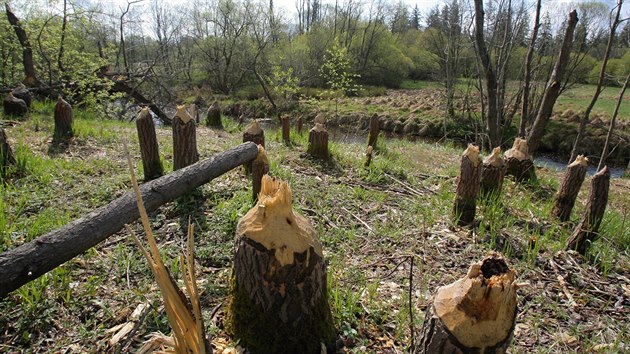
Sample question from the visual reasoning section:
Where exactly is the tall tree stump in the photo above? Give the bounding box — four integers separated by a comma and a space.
566, 166, 610, 254
251, 145, 269, 203
12, 85, 32, 107
136, 107, 164, 181
480, 147, 506, 198
227, 176, 335, 353
307, 123, 329, 160
206, 101, 222, 128
172, 105, 199, 170
367, 113, 380, 149
297, 116, 304, 135
281, 116, 290, 144
53, 96, 74, 140
242, 120, 265, 174
418, 253, 518, 354
1, 128, 15, 176
3, 92, 27, 117
505, 138, 536, 183
453, 144, 482, 225
551, 155, 588, 222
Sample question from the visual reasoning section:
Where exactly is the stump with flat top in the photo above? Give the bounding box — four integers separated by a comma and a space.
566, 166, 610, 254
227, 176, 335, 353
551, 155, 588, 222
172, 105, 199, 170
206, 101, 222, 128
505, 138, 536, 183
367, 113, 380, 149
281, 116, 290, 144
307, 123, 329, 160
418, 253, 518, 354
3, 92, 27, 117
242, 120, 265, 174
1, 128, 15, 175
53, 96, 73, 140
251, 145, 269, 202
453, 144, 482, 225
313, 113, 327, 126
136, 107, 163, 181
480, 147, 506, 198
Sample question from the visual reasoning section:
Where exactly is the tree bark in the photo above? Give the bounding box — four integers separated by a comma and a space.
551, 155, 588, 222
307, 123, 330, 160
172, 105, 199, 171
282, 116, 290, 144
242, 120, 265, 174
12, 85, 32, 107
418, 253, 518, 354
598, 72, 629, 171
0, 128, 15, 175
297, 116, 304, 135
453, 145, 482, 226
0, 142, 259, 298
206, 101, 222, 128
367, 113, 380, 149
251, 145, 269, 203
519, 0, 542, 137
53, 96, 73, 140
566, 166, 610, 255
480, 147, 506, 198
527, 10, 579, 154
227, 176, 335, 353
365, 145, 373, 168
136, 107, 163, 181
505, 138, 536, 183
5, 4, 42, 87
3, 92, 27, 117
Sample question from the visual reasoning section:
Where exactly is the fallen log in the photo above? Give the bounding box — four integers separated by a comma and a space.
0, 142, 259, 298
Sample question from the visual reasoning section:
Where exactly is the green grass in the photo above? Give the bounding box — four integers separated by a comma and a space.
555, 84, 630, 120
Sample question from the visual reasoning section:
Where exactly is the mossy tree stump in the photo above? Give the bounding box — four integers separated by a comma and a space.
307, 123, 329, 160
453, 144, 482, 225
367, 113, 380, 149
1, 128, 15, 176
281, 116, 290, 144
227, 176, 335, 353
242, 120, 265, 174
418, 253, 518, 354
206, 101, 222, 128
480, 147, 506, 198
566, 166, 610, 254
3, 92, 28, 117
53, 96, 74, 141
136, 107, 164, 181
251, 145, 269, 203
551, 155, 588, 222
505, 138, 536, 183
172, 105, 199, 170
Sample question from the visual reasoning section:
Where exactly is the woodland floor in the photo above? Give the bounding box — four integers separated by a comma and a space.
0, 100, 629, 353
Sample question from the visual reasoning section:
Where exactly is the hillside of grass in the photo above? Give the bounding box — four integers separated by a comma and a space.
0, 101, 629, 353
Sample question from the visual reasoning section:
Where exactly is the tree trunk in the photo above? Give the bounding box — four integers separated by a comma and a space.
551, 155, 588, 222
282, 116, 290, 144
566, 166, 610, 255
480, 147, 506, 198
206, 101, 222, 129
598, 72, 629, 171
297, 116, 304, 135
453, 145, 482, 226
418, 253, 517, 354
136, 107, 163, 181
527, 10, 578, 154
110, 80, 171, 125
367, 113, 380, 149
172, 105, 199, 171
5, 4, 42, 87
3, 92, 27, 117
53, 96, 73, 141
505, 138, 536, 183
365, 145, 373, 168
0, 142, 259, 298
519, 0, 542, 137
242, 120, 265, 174
227, 176, 335, 353
0, 128, 15, 175
251, 145, 269, 203
307, 123, 329, 160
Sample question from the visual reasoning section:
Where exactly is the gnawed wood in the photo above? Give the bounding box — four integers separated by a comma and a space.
367, 113, 380, 149
136, 107, 163, 181
480, 147, 506, 198
1, 128, 16, 175
172, 105, 199, 170
551, 155, 588, 222
307, 123, 329, 160
365, 145, 374, 167
251, 145, 269, 202
505, 138, 536, 183
453, 144, 482, 225
53, 96, 73, 140
206, 101, 222, 128
242, 120, 265, 174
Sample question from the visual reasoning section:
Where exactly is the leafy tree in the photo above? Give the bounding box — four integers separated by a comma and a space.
319, 38, 360, 118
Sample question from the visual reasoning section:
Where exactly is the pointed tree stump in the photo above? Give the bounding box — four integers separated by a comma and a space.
53, 96, 74, 140
418, 253, 518, 354
281, 116, 290, 144
189, 103, 199, 123
136, 107, 164, 181
242, 120, 265, 174
3, 92, 28, 117
227, 176, 335, 353
367, 113, 380, 149
172, 105, 199, 170
480, 147, 506, 198
12, 85, 32, 107
314, 113, 327, 126
453, 144, 482, 225
1, 128, 16, 176
551, 155, 588, 222
297, 116, 304, 135
505, 138, 536, 183
365, 145, 374, 167
566, 166, 610, 254
206, 101, 222, 128
251, 145, 269, 203
307, 123, 329, 160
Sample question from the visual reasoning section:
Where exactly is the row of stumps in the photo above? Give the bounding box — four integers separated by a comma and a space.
453, 138, 611, 255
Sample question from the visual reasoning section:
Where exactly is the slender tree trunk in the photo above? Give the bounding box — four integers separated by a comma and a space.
598, 73, 629, 171
551, 155, 588, 222
453, 145, 482, 226
136, 107, 163, 181
480, 147, 506, 198
251, 145, 269, 202
53, 96, 73, 140
57, 0, 67, 73
527, 10, 578, 154
307, 123, 329, 160
5, 4, 41, 87
172, 106, 199, 170
519, 0, 542, 137
367, 113, 380, 149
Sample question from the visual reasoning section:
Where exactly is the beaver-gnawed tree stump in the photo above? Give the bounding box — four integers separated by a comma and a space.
551, 155, 588, 222
206, 101, 222, 128
136, 107, 163, 181
242, 120, 265, 174
281, 116, 290, 144
505, 138, 536, 183
566, 166, 610, 255
227, 176, 335, 353
307, 123, 329, 160
3, 92, 28, 117
480, 147, 506, 198
12, 85, 32, 107
313, 113, 327, 126
53, 96, 74, 140
367, 113, 380, 149
453, 144, 482, 225
365, 145, 374, 168
297, 116, 304, 135
418, 253, 518, 354
251, 145, 269, 203
172, 105, 199, 170
1, 128, 15, 176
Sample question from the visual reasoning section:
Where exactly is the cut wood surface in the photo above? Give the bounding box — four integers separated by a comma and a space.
453, 144, 482, 225
242, 120, 265, 174
367, 113, 380, 148
365, 145, 374, 167
551, 155, 588, 222
0, 142, 259, 298
480, 147, 506, 197
136, 107, 163, 181
172, 105, 199, 170
505, 138, 536, 183
53, 96, 74, 140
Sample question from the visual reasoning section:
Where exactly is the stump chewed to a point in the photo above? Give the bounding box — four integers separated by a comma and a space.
313, 113, 327, 126
172, 105, 199, 170
480, 147, 506, 198
367, 113, 380, 149
505, 138, 536, 183
251, 145, 269, 202
566, 166, 610, 254
365, 145, 374, 167
136, 107, 163, 181
54, 96, 74, 140
551, 155, 588, 222
3, 92, 28, 117
227, 176, 335, 353
453, 144, 482, 225
419, 253, 518, 354
307, 123, 329, 160
242, 120, 265, 174
1, 128, 16, 175
206, 101, 222, 128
